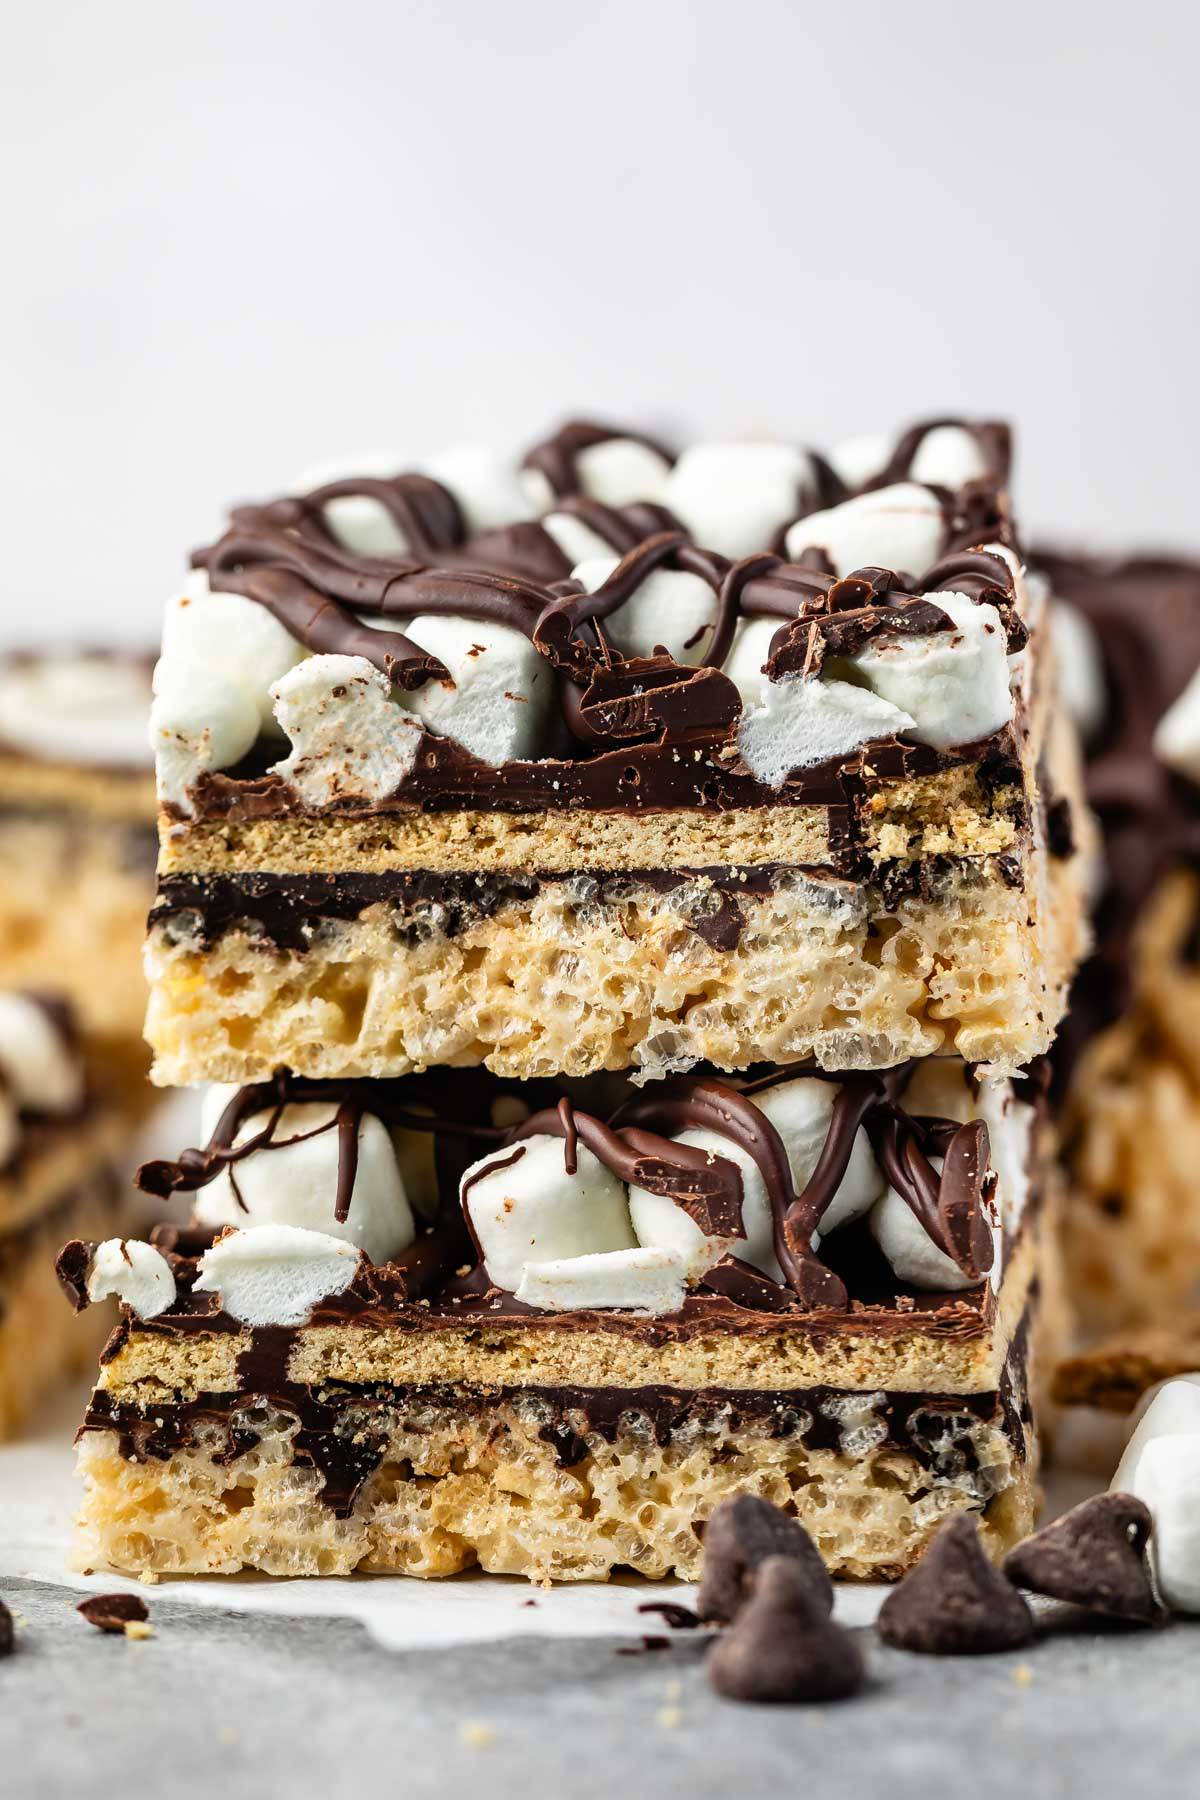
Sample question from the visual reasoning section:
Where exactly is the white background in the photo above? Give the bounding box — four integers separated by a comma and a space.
2, 1, 1197, 647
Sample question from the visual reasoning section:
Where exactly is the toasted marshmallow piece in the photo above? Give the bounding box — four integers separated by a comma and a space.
1154, 664, 1200, 785
868, 1176, 976, 1292
1049, 598, 1107, 744
664, 442, 814, 559
86, 1239, 177, 1320
269, 655, 422, 806
722, 616, 777, 709
1112, 1375, 1200, 1494
403, 615, 551, 763
515, 1246, 688, 1315
195, 1102, 416, 1265
785, 483, 945, 582
1126, 1434, 1200, 1613
736, 673, 915, 788
423, 446, 533, 535
908, 425, 991, 490
194, 1224, 362, 1328
159, 570, 304, 733
827, 432, 890, 493
0, 992, 82, 1114
523, 438, 673, 514
151, 667, 261, 814
629, 1127, 783, 1282
571, 556, 719, 667
754, 1078, 883, 1235
849, 590, 1013, 750
0, 656, 152, 769
462, 1136, 636, 1293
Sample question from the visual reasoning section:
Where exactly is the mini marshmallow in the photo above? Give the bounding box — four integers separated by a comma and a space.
722, 616, 778, 709
422, 445, 533, 535
195, 1102, 416, 1264
402, 614, 551, 763
523, 437, 673, 513
541, 510, 621, 567
849, 590, 1014, 750
571, 557, 719, 667
159, 570, 304, 732
908, 425, 991, 490
1125, 1434, 1200, 1613
462, 1136, 636, 1294
785, 483, 946, 582
295, 452, 415, 556
664, 442, 814, 560
269, 655, 422, 806
827, 432, 890, 493
1112, 1375, 1200, 1494
0, 992, 82, 1114
736, 673, 915, 788
754, 1078, 883, 1235
86, 1239, 177, 1320
868, 1178, 976, 1292
1048, 598, 1107, 744
515, 1246, 688, 1315
151, 666, 261, 813
629, 1127, 783, 1282
974, 1074, 1034, 1239
0, 655, 152, 769
193, 1224, 361, 1328
1154, 664, 1200, 785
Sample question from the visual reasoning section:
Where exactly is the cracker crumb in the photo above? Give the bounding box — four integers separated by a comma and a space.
217, 1727, 240, 1747
664, 1679, 682, 1701
655, 1706, 683, 1730
460, 1722, 496, 1750
1012, 1663, 1034, 1687
124, 1620, 155, 1641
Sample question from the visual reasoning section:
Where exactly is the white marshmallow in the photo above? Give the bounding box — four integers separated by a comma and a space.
151, 666, 261, 813
571, 557, 719, 667
827, 432, 890, 493
522, 437, 673, 515
1125, 1434, 1200, 1613
159, 570, 304, 732
269, 654, 422, 806
1049, 598, 1107, 743
402, 614, 551, 763
868, 1177, 976, 1292
974, 1074, 1034, 1239
629, 1127, 782, 1282
515, 1246, 688, 1315
296, 452, 415, 556
422, 445, 533, 535
0, 655, 152, 769
736, 673, 915, 788
195, 1102, 416, 1264
1112, 1375, 1200, 1494
754, 1078, 883, 1235
0, 992, 82, 1114
1154, 664, 1200, 786
542, 510, 620, 568
87, 1239, 176, 1319
462, 1136, 636, 1293
785, 483, 945, 582
908, 425, 991, 490
664, 442, 814, 559
722, 616, 778, 709
193, 1224, 362, 1328
849, 589, 1014, 749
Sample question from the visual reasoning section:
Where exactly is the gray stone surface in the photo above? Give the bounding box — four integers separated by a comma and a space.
1, 1577, 1196, 1800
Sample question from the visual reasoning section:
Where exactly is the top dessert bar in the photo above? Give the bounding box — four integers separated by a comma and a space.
145, 418, 1092, 1086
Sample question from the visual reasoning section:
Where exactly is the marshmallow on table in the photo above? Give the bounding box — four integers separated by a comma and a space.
1154, 664, 1200, 785
1123, 1430, 1200, 1614
194, 1101, 416, 1265
754, 1077, 883, 1235
403, 614, 551, 764
736, 673, 915, 788
1112, 1375, 1200, 1493
462, 1136, 636, 1294
193, 1224, 362, 1328
571, 556, 720, 667
664, 442, 814, 560
629, 1127, 783, 1282
0, 656, 152, 769
784, 483, 946, 582
848, 590, 1014, 749
86, 1239, 177, 1320
0, 992, 82, 1114
523, 437, 673, 513
1049, 598, 1108, 744
515, 1246, 688, 1315
269, 655, 423, 807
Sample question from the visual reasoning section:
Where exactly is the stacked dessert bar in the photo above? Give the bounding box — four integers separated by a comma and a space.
62, 418, 1092, 1580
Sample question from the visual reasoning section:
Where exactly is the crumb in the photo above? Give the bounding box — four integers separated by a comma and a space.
460, 1722, 496, 1750
664, 1679, 682, 1700
217, 1727, 240, 1747
521, 1599, 538, 1609
1012, 1663, 1034, 1687
655, 1707, 683, 1730
139, 1571, 161, 1586
124, 1621, 155, 1641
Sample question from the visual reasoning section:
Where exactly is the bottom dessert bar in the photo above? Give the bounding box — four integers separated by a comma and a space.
63, 1058, 1062, 1581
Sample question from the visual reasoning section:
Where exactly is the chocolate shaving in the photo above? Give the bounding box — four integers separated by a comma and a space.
56, 1239, 94, 1312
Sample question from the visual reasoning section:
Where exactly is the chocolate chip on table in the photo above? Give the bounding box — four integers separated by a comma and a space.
697, 1495, 833, 1624
708, 1557, 865, 1703
877, 1514, 1034, 1654
0, 1600, 13, 1656
77, 1593, 150, 1634
1004, 1493, 1167, 1625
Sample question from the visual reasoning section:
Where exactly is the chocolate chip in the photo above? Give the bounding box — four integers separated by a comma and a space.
0, 1600, 13, 1656
708, 1558, 865, 1703
697, 1495, 833, 1624
877, 1514, 1034, 1654
77, 1593, 150, 1634
1004, 1493, 1167, 1625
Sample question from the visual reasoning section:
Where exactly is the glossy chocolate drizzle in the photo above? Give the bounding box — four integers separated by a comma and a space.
135, 1063, 996, 1316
